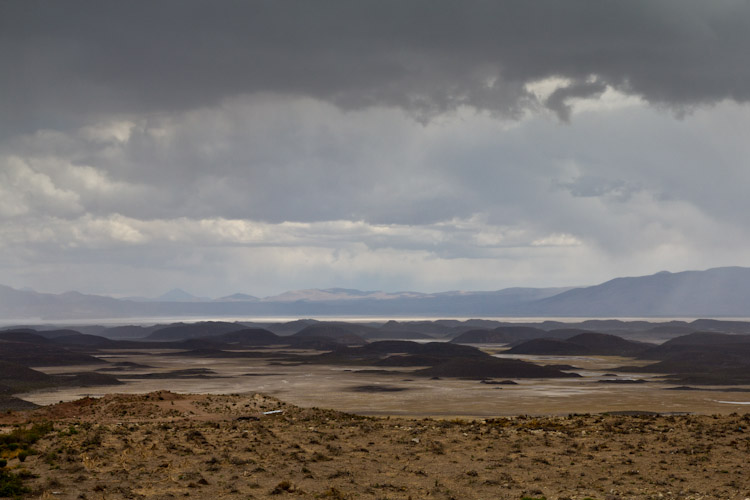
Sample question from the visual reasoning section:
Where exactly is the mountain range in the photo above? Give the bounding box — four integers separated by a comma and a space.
1, 266, 749, 320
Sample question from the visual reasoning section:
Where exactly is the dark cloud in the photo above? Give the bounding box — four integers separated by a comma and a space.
3, 1, 750, 137
545, 80, 608, 122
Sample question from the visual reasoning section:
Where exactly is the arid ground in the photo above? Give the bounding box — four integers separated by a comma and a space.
1, 391, 749, 500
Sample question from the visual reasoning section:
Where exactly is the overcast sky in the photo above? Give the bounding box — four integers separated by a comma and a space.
2, 1, 750, 298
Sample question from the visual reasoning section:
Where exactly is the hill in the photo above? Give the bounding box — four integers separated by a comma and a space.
291, 324, 368, 345
3, 391, 748, 499
507, 332, 650, 356
451, 326, 573, 344
300, 340, 578, 380
0, 340, 105, 367
207, 328, 282, 346
145, 322, 247, 341
529, 266, 750, 316
614, 332, 750, 384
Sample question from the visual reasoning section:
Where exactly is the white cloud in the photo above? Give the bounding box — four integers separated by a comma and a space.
0, 156, 82, 217
3, 93, 750, 296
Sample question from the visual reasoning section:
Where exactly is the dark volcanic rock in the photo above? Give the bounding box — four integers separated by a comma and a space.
506, 338, 586, 355
146, 322, 247, 341
507, 332, 649, 356
0, 360, 53, 389
0, 341, 104, 366
659, 331, 750, 347
53, 371, 123, 387
348, 385, 409, 393
210, 328, 282, 346
292, 324, 368, 345
619, 341, 750, 385
123, 368, 220, 379
163, 348, 280, 358
451, 326, 549, 344
563, 332, 650, 356
415, 357, 581, 380
362, 330, 435, 340
50, 333, 117, 347
0, 330, 52, 343
360, 341, 485, 357
0, 360, 122, 396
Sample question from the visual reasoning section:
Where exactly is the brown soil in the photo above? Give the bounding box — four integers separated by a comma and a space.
1, 391, 749, 500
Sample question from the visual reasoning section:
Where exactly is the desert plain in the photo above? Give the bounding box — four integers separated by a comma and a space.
2, 321, 750, 499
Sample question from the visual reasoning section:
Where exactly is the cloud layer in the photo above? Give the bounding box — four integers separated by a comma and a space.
2, 2, 750, 297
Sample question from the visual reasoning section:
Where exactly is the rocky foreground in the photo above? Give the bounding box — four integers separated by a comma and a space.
0, 392, 748, 500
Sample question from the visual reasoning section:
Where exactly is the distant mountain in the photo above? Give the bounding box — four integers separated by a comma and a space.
527, 267, 750, 317
0, 284, 140, 319
156, 289, 211, 302
262, 288, 429, 302
2, 266, 750, 320
217, 293, 259, 302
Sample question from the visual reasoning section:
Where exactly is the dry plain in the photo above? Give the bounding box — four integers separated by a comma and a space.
3, 344, 750, 500
19, 348, 750, 416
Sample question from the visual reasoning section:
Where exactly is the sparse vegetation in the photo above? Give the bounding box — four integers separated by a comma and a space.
0, 391, 744, 499
0, 468, 28, 498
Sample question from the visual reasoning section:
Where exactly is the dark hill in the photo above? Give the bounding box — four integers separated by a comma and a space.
661, 332, 750, 347
619, 343, 750, 385
0, 360, 52, 387
358, 341, 485, 357
99, 325, 162, 339
263, 319, 319, 335
210, 328, 282, 346
163, 349, 277, 359
285, 337, 348, 350
688, 319, 750, 334
0, 340, 105, 366
0, 330, 51, 343
506, 338, 586, 355
507, 332, 649, 356
0, 359, 122, 408
647, 325, 696, 335
146, 322, 247, 341
50, 333, 117, 347
451, 326, 550, 344
415, 357, 581, 379
374, 355, 450, 367
304, 340, 486, 365
361, 330, 435, 340
544, 328, 595, 339
378, 320, 460, 337
638, 332, 750, 360
292, 324, 367, 345
28, 329, 87, 339
564, 332, 650, 356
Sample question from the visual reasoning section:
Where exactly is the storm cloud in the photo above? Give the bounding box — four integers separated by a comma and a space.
2, 1, 750, 297
5, 1, 750, 130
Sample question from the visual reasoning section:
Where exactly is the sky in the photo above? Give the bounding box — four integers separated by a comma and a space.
2, 1, 750, 298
